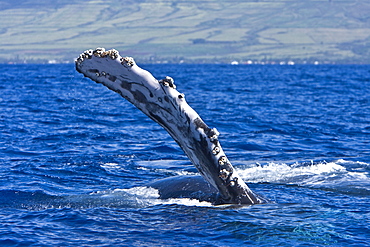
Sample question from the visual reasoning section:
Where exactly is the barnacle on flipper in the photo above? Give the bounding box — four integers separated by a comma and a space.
159, 76, 176, 89
93, 47, 105, 57
120, 56, 135, 67
107, 49, 119, 60
83, 49, 93, 59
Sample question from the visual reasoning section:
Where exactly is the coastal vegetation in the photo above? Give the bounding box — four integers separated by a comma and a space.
0, 0, 369, 63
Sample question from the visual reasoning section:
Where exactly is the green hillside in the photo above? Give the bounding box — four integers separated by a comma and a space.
1, 0, 370, 63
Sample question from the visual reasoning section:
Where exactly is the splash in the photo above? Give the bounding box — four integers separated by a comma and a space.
237, 159, 370, 195
88, 187, 214, 208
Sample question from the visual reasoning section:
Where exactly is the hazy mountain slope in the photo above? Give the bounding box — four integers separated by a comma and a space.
0, 0, 369, 63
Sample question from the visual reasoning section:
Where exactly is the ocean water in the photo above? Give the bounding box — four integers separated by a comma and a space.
0, 63, 369, 246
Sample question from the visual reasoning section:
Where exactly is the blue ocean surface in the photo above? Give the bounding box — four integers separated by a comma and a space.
0, 63, 369, 246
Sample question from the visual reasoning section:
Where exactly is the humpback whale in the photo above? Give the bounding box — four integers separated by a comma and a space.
75, 48, 265, 205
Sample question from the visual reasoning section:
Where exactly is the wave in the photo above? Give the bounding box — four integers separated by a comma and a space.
237, 159, 370, 196
0, 186, 214, 210
109, 187, 214, 207
2, 159, 367, 210
132, 158, 370, 197
134, 159, 370, 196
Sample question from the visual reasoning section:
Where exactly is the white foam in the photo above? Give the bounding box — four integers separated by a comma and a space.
136, 159, 197, 176
100, 162, 120, 169
159, 198, 213, 207
137, 166, 197, 177
237, 160, 368, 184
94, 159, 369, 207
118, 187, 215, 207
90, 186, 215, 208
112, 187, 160, 199
336, 159, 370, 167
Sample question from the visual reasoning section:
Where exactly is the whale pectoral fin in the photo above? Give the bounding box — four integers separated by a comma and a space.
75, 48, 264, 205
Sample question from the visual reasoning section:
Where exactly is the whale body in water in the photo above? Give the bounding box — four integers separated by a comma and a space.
75, 48, 265, 205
